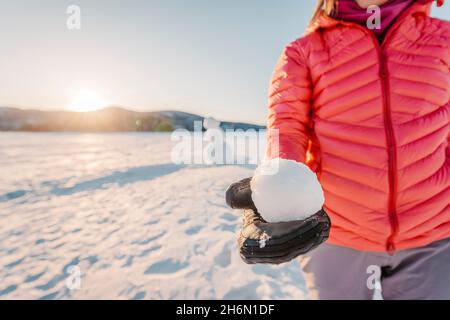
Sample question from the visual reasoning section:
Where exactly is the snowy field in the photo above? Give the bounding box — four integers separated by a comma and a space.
0, 132, 308, 300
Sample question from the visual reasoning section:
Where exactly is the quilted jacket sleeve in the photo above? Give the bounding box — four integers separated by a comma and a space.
447, 34, 450, 159
266, 41, 312, 164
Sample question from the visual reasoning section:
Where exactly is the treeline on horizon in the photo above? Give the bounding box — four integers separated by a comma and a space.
0, 107, 265, 132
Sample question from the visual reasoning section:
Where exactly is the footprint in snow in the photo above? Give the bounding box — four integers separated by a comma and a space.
185, 226, 202, 235
144, 259, 188, 274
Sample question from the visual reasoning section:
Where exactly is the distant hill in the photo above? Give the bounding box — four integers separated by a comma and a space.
0, 107, 265, 132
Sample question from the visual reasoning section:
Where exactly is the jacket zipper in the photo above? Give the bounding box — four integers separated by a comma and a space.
359, 31, 399, 254
322, 5, 421, 253
339, 25, 404, 254
367, 29, 405, 254
378, 48, 399, 255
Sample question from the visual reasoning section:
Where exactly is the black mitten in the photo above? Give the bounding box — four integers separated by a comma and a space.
226, 178, 331, 265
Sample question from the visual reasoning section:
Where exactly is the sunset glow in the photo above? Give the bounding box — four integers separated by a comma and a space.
68, 91, 107, 112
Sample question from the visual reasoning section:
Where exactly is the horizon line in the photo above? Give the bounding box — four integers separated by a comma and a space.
0, 105, 266, 126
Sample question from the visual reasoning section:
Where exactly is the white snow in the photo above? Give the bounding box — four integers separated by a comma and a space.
0, 132, 308, 300
258, 232, 270, 249
251, 158, 324, 223
259, 240, 267, 249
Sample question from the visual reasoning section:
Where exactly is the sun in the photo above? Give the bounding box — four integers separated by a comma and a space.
68, 91, 107, 112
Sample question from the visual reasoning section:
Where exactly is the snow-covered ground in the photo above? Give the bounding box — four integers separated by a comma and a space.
0, 132, 308, 300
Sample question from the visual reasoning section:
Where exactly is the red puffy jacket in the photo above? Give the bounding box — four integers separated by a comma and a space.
267, 0, 449, 252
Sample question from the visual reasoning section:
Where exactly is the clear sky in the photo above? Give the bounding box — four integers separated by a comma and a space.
0, 0, 448, 124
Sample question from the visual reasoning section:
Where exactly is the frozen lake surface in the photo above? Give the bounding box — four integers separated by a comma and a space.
0, 132, 307, 300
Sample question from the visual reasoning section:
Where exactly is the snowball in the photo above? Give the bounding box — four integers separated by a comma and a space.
250, 158, 324, 223
203, 117, 221, 130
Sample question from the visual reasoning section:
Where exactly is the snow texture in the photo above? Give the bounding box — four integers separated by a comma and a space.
0, 133, 308, 300
251, 158, 324, 223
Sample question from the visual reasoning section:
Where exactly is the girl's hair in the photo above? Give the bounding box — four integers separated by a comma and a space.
310, 0, 336, 26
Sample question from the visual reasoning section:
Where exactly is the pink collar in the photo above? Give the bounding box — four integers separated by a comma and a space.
334, 0, 416, 40
307, 0, 445, 36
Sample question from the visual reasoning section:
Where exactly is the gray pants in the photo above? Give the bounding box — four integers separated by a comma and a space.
298, 238, 450, 300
